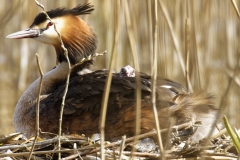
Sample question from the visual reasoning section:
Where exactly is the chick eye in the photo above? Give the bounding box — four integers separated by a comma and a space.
46, 22, 53, 27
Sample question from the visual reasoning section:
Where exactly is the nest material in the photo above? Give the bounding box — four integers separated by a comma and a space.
0, 127, 237, 160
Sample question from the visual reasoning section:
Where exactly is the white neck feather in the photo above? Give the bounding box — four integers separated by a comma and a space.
14, 62, 69, 134
21, 62, 69, 101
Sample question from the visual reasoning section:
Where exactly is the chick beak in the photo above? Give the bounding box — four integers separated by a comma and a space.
6, 28, 40, 39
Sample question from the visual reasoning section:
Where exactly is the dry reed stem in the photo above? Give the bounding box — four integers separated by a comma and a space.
35, 54, 43, 133
158, 0, 186, 76
0, 148, 207, 159
122, 1, 141, 157
27, 54, 44, 160
119, 135, 126, 160
3, 147, 237, 160
147, 1, 153, 66
185, 1, 193, 92
190, 0, 201, 90
0, 148, 92, 158
231, 0, 240, 18
99, 2, 120, 160
211, 128, 227, 139
152, 0, 164, 159
0, 138, 81, 152
34, 1, 71, 159
185, 18, 193, 93
0, 136, 90, 151
95, 150, 238, 159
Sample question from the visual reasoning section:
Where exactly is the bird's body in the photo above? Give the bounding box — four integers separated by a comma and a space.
7, 3, 217, 143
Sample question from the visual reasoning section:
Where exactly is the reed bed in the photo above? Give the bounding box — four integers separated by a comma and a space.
0, 0, 239, 159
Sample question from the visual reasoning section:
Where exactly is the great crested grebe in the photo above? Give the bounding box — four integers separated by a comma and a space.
6, 3, 217, 142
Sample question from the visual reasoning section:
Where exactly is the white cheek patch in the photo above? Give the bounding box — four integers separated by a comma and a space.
35, 27, 59, 45
34, 18, 65, 45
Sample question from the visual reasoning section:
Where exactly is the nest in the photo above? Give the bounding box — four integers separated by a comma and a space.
0, 126, 237, 160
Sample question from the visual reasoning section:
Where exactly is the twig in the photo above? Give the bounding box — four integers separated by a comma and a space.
0, 133, 23, 144
119, 135, 126, 160
35, 54, 43, 132
72, 148, 239, 159
122, 1, 141, 157
211, 128, 227, 139
231, 0, 240, 18
71, 51, 107, 70
28, 54, 44, 160
0, 148, 91, 158
34, 1, 70, 159
3, 147, 238, 159
152, 0, 164, 159
99, 1, 120, 160
0, 136, 90, 151
0, 122, 196, 159
0, 148, 211, 159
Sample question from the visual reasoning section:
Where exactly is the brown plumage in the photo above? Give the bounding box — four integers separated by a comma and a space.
6, 3, 217, 143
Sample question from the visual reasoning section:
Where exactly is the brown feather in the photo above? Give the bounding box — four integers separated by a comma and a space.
20, 70, 217, 143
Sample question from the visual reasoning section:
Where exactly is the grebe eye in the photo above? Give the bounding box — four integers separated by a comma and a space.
47, 22, 53, 27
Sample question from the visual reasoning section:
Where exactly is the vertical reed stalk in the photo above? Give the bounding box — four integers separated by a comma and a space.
122, 1, 141, 157
152, 0, 164, 159
99, 1, 120, 160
